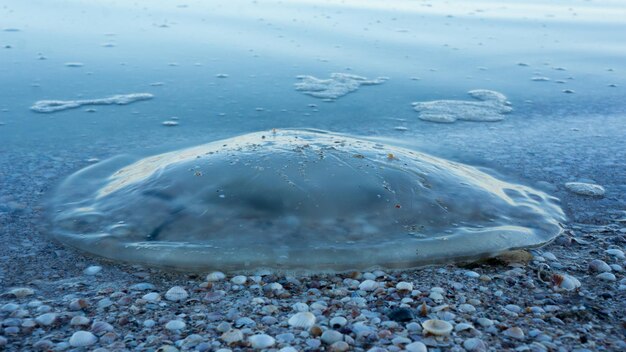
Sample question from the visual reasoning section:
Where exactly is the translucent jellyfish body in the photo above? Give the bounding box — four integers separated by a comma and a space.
49, 129, 564, 272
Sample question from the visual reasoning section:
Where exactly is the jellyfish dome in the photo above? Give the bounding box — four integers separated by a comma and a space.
49, 129, 564, 272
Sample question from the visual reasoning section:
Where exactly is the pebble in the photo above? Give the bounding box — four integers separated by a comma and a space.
396, 281, 413, 291
464, 270, 480, 278
503, 327, 525, 340
330, 341, 350, 351
83, 265, 102, 275
142, 292, 161, 302
359, 279, 378, 291
69, 331, 97, 347
249, 334, 275, 349
35, 313, 57, 326
221, 329, 244, 344
206, 271, 226, 281
405, 341, 428, 352
458, 303, 476, 313
164, 286, 188, 301
70, 316, 90, 326
606, 249, 625, 259
463, 338, 487, 351
7, 287, 34, 298
321, 330, 343, 344
596, 272, 616, 281
589, 259, 612, 272
292, 302, 309, 312
231, 275, 247, 285
165, 319, 186, 331
330, 316, 347, 328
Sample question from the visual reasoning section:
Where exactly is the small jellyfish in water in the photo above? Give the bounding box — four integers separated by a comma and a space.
48, 129, 564, 272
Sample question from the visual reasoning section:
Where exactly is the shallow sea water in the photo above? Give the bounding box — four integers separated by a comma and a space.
1, 0, 625, 270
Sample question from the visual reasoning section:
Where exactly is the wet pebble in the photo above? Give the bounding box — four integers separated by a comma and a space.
249, 334, 275, 349
164, 286, 188, 301
69, 331, 97, 347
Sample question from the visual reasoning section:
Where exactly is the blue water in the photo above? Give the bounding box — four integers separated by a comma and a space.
1, 0, 625, 222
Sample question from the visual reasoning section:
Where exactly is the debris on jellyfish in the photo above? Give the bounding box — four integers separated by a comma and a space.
294, 73, 388, 100
48, 129, 564, 272
411, 89, 512, 123
31, 93, 154, 113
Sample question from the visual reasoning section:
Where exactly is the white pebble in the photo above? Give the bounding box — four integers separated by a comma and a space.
405, 341, 428, 352
396, 281, 413, 291
142, 292, 161, 302
321, 330, 343, 344
292, 302, 309, 312
358, 279, 378, 291
249, 334, 275, 349
606, 249, 625, 259
503, 327, 525, 339
589, 259, 612, 272
206, 271, 226, 281
165, 286, 188, 301
231, 275, 247, 285
165, 319, 186, 331
69, 331, 97, 347
83, 266, 102, 275
596, 272, 616, 281
35, 313, 57, 326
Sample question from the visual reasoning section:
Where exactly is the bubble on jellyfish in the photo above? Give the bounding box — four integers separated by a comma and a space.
48, 129, 564, 272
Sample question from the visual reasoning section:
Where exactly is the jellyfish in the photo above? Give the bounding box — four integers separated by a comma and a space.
48, 129, 564, 272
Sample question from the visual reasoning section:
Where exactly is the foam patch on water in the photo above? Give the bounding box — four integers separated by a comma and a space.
31, 93, 154, 113
294, 73, 387, 100
48, 129, 564, 272
412, 90, 512, 123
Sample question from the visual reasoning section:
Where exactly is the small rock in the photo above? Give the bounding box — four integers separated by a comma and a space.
221, 329, 243, 344
165, 320, 186, 331
165, 286, 188, 301
231, 275, 247, 285
142, 292, 161, 302
330, 341, 350, 352
405, 341, 428, 352
463, 338, 487, 351
7, 287, 34, 298
83, 266, 102, 275
396, 281, 413, 291
589, 259, 612, 273
606, 249, 625, 259
35, 313, 57, 326
249, 334, 275, 349
503, 327, 525, 340
596, 272, 616, 281
359, 279, 378, 291
321, 330, 343, 344
330, 316, 347, 328
206, 272, 226, 281
69, 331, 98, 347
70, 316, 91, 326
